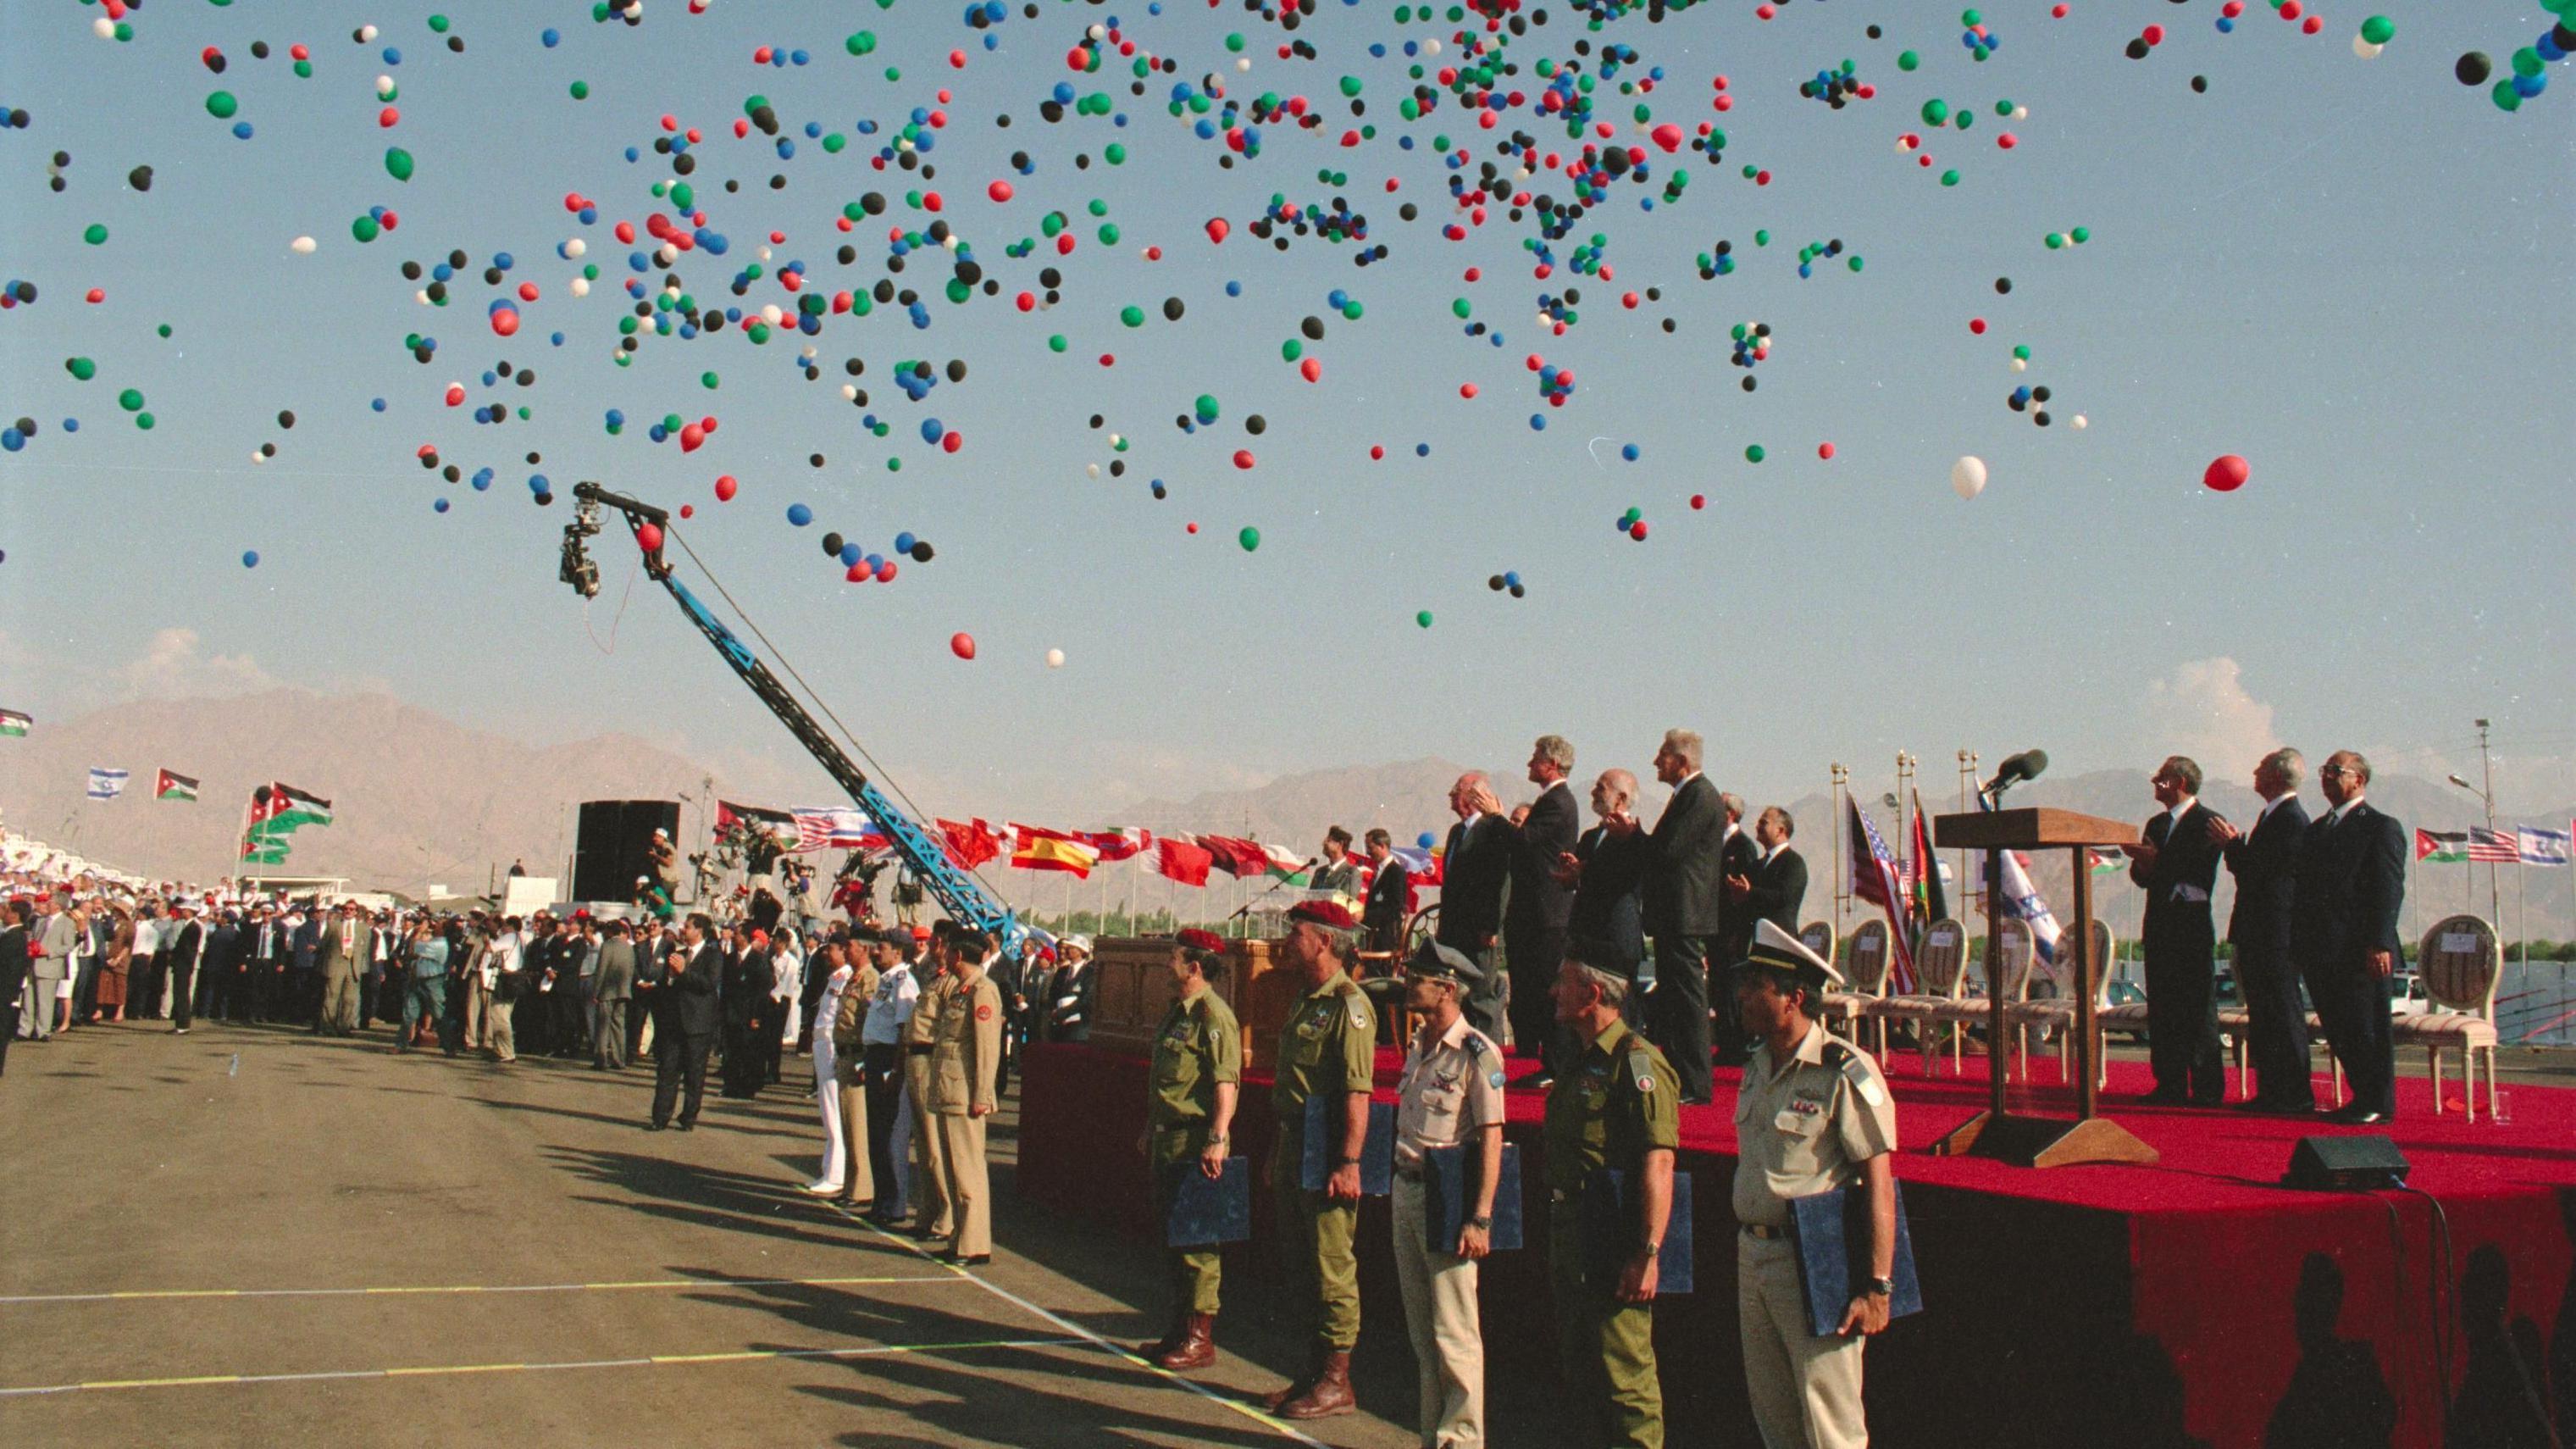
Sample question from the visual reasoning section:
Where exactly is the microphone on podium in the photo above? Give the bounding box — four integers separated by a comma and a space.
1980, 749, 2050, 802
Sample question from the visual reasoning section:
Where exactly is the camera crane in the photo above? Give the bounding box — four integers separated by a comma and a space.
559, 481, 1027, 957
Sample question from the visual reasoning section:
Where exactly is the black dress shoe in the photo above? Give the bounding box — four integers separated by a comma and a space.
646, 1122, 667, 1131
2324, 1105, 2390, 1125
2136, 1090, 2189, 1107
675, 1122, 695, 1132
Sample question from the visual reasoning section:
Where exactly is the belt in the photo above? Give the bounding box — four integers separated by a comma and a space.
906, 1044, 933, 1056
1742, 1223, 1788, 1241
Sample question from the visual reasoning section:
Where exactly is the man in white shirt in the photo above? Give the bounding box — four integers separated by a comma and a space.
129, 908, 163, 1021
861, 929, 923, 1225
483, 919, 526, 1063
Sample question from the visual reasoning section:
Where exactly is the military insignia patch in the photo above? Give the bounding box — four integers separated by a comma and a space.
975, 1004, 994, 1022
1349, 1006, 1368, 1030
1488, 1069, 1507, 1089
1636, 1074, 1654, 1093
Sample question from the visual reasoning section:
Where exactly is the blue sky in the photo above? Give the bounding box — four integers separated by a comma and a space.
2, 0, 2570, 823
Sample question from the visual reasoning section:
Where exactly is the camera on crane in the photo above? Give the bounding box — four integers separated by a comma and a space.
559, 495, 602, 599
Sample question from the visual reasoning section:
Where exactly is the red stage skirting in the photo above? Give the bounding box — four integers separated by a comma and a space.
1021, 1041, 2576, 1448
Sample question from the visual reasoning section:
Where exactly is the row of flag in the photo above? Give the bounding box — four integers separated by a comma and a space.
68, 760, 332, 867
82, 767, 197, 802
2418, 825, 2576, 867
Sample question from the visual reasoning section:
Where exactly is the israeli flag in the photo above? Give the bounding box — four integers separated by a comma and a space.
2521, 827, 2573, 868
86, 766, 130, 800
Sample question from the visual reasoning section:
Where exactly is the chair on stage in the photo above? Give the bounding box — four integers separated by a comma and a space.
1822, 919, 1889, 1058
2091, 920, 2149, 1090
2398, 914, 2503, 1122
2011, 918, 2111, 1086
1875, 919, 1968, 1077
1934, 917, 2035, 1080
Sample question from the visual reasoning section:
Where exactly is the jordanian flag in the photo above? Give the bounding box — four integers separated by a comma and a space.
2415, 830, 2470, 863
242, 781, 333, 863
154, 769, 200, 802
0, 708, 29, 737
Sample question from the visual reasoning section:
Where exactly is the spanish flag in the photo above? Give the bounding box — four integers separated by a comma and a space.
1010, 824, 1100, 879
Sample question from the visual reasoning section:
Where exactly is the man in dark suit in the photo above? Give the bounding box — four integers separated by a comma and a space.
651, 914, 722, 1130
1559, 769, 1652, 983
163, 903, 204, 1036
1729, 807, 1810, 941
1606, 728, 1726, 1103
1504, 735, 1582, 1082
1437, 771, 1515, 1041
1361, 829, 1412, 952
2123, 756, 2228, 1106
1708, 792, 1764, 1058
0, 900, 31, 1077
1043, 937, 1096, 1043
2293, 751, 2406, 1124
2210, 748, 2315, 1113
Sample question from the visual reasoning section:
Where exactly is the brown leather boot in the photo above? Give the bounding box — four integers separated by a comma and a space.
1133, 1313, 1183, 1362
1260, 1349, 1320, 1413
1276, 1350, 1355, 1419
1154, 1313, 1216, 1370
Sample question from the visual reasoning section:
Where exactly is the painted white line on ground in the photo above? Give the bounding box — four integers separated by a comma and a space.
0, 1273, 960, 1307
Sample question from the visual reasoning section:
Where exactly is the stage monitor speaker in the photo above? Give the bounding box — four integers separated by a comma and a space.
573, 799, 681, 903
2281, 1135, 2409, 1191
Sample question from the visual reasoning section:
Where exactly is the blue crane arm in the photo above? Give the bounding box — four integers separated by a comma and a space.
566, 482, 1023, 955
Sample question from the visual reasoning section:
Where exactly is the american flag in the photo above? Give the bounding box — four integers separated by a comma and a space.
1846, 796, 1917, 992
791, 806, 886, 852
2466, 827, 2521, 863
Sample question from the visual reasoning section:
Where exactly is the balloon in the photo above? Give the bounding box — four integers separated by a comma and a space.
987, 179, 1014, 203
2360, 16, 2395, 46
1649, 123, 1684, 153
714, 475, 738, 502
385, 147, 415, 182
635, 523, 664, 552
950, 632, 978, 660
1045, 648, 1066, 668
2202, 454, 2250, 492
1417, 832, 1437, 850
291, 236, 317, 254
1415, 610, 1434, 628
1205, 217, 1229, 244
1951, 456, 1988, 500
241, 551, 260, 569
2457, 52, 2493, 86
1238, 526, 1260, 552
787, 503, 813, 526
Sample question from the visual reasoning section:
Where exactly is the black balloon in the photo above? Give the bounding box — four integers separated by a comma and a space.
2456, 52, 2493, 86
822, 531, 845, 557
128, 165, 152, 192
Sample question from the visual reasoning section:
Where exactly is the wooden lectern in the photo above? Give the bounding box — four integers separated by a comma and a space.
1927, 808, 2159, 1169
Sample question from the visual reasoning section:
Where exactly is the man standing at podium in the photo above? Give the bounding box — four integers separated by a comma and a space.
2122, 756, 2227, 1107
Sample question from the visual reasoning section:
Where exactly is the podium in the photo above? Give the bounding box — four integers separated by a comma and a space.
1927, 808, 2158, 1169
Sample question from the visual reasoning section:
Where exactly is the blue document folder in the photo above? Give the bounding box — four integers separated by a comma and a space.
1421, 1141, 1523, 1252
1299, 1096, 1397, 1196
1785, 1180, 1923, 1337
1163, 1157, 1250, 1249
1581, 1169, 1694, 1296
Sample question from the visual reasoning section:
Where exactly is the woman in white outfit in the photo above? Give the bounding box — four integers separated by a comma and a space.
803, 938, 856, 1196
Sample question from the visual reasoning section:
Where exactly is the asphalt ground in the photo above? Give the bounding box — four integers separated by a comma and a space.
0, 1018, 1423, 1449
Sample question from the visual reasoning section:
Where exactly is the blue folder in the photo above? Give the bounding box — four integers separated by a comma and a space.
1581, 1169, 1694, 1296
1164, 1157, 1251, 1249
1785, 1180, 1924, 1337
1421, 1141, 1524, 1252
1299, 1096, 1397, 1196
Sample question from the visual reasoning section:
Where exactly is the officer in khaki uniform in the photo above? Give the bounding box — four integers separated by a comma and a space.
1730, 919, 1897, 1449
1264, 900, 1378, 1421
1134, 928, 1242, 1371
1544, 945, 1681, 1449
929, 928, 1005, 1263
828, 935, 884, 1208
1392, 941, 1507, 1449
902, 925, 956, 1241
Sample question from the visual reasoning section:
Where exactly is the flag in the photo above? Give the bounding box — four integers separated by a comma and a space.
790, 805, 886, 852
1908, 791, 1947, 924
86, 767, 129, 800
1971, 792, 2064, 976
248, 781, 332, 832
2466, 827, 2520, 863
1845, 797, 1917, 992
0, 708, 30, 737
936, 818, 1002, 871
2520, 826, 2573, 868
717, 799, 795, 834
154, 769, 200, 802
1197, 835, 1274, 879
1011, 824, 1100, 878
2415, 830, 2470, 863
2088, 847, 2128, 875
1262, 841, 1314, 886
1151, 836, 1214, 887
1076, 827, 1154, 863
1388, 841, 1438, 885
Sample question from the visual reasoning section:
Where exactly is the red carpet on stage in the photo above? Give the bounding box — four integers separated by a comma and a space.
1021, 1041, 2576, 1448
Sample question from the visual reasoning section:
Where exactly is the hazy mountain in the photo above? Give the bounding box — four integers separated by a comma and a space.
1117, 756, 1484, 852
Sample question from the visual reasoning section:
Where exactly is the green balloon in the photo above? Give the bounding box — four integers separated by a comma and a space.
1897, 51, 1920, 72
83, 223, 108, 245
2361, 15, 2394, 45
207, 91, 239, 119
136, 412, 154, 430
1195, 394, 1220, 420
1238, 526, 1260, 552
1415, 610, 1434, 628
385, 147, 415, 182
66, 357, 96, 380
1451, 297, 1471, 319
1047, 334, 1068, 353
1120, 304, 1145, 328
570, 80, 590, 100
1745, 444, 1765, 464
119, 388, 145, 412
352, 214, 381, 242
845, 31, 877, 55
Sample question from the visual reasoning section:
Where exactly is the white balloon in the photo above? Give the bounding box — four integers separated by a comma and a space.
2010, 357, 2027, 373
2011, 105, 2029, 120
569, 276, 590, 297
1045, 648, 1066, 669
2070, 414, 2088, 430
94, 16, 116, 37
2353, 36, 2382, 60
1951, 456, 1988, 500
291, 235, 318, 254
376, 76, 397, 98
1086, 463, 1102, 479
358, 25, 379, 42
840, 385, 858, 401
563, 237, 587, 258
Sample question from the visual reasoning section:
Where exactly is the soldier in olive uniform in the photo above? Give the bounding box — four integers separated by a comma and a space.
827, 935, 884, 1208
1544, 944, 1680, 1449
1134, 928, 1243, 1371
929, 928, 1005, 1264
902, 924, 956, 1242
1264, 900, 1379, 1421
1730, 919, 1897, 1449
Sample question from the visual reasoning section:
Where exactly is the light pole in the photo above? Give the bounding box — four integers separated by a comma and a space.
2447, 756, 2503, 930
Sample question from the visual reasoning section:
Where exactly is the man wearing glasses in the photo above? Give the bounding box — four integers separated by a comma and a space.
2119, 757, 2228, 1107
2292, 752, 2407, 1124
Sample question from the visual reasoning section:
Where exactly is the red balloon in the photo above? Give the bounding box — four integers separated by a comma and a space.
679, 423, 705, 452
1689, 494, 1706, 510
714, 475, 738, 502
490, 307, 520, 338
1299, 357, 1322, 382
1818, 441, 1836, 460
950, 632, 977, 660
1649, 123, 1684, 153
876, 560, 898, 582
847, 564, 871, 584
635, 523, 664, 552
941, 430, 963, 454
987, 179, 1014, 203
1629, 520, 1651, 540
1205, 217, 1230, 244
2203, 455, 2250, 492
679, 504, 695, 519
1232, 449, 1255, 469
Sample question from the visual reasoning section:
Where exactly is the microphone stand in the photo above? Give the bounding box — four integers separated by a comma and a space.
1223, 858, 1320, 924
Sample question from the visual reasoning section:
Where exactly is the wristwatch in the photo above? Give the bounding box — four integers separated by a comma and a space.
1865, 1276, 1895, 1298
1207, 1133, 1228, 1146
1467, 1215, 1493, 1230
1335, 1155, 1361, 1168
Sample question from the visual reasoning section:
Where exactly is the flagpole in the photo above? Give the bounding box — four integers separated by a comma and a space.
1957, 750, 1976, 923
1830, 763, 1849, 932
1893, 752, 1910, 941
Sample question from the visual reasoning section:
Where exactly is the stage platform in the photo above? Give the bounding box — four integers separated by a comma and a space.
1021, 1040, 2576, 1448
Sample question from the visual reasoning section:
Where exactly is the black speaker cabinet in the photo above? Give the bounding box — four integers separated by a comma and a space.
573, 799, 681, 903
2282, 1134, 2409, 1191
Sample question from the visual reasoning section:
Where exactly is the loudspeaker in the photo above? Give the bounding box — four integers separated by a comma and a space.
2281, 1134, 2409, 1191
573, 799, 681, 903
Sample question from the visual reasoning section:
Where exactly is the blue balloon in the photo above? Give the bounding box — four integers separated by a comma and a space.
0, 429, 22, 452
1225, 280, 1243, 297
839, 543, 863, 566
541, 27, 561, 47
1503, 570, 1521, 587
434, 497, 451, 514
1621, 442, 1641, 461
894, 531, 917, 553
1416, 832, 1436, 850
921, 418, 945, 442
241, 551, 260, 568
787, 503, 813, 527
61, 419, 77, 434
372, 398, 388, 412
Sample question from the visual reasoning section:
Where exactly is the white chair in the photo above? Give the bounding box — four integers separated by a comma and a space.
1875, 919, 1969, 1077
2397, 914, 2503, 1122
1822, 919, 1890, 1058
1942, 917, 2036, 1080
1799, 919, 1839, 974
2080, 921, 2147, 1091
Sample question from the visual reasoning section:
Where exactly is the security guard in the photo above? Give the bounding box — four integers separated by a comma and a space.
1730, 919, 1897, 1449
1392, 941, 1507, 1449
1264, 899, 1378, 1420
901, 924, 956, 1243
1134, 928, 1242, 1371
1544, 943, 1679, 1449
929, 928, 1005, 1265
